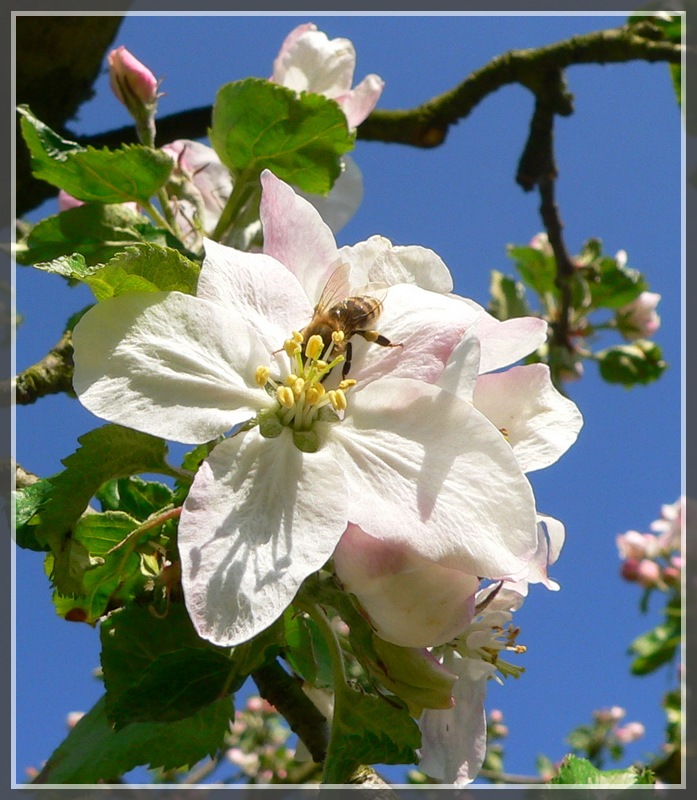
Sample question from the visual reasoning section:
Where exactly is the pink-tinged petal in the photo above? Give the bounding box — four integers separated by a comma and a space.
179, 429, 348, 646
438, 327, 482, 403
72, 292, 274, 444
272, 27, 355, 96
260, 170, 341, 306
336, 73, 384, 127
338, 236, 454, 294
297, 155, 363, 234
348, 283, 479, 386
197, 238, 312, 353
419, 650, 491, 785
474, 313, 548, 373
334, 525, 478, 648
473, 364, 583, 472
334, 378, 538, 578
272, 22, 317, 72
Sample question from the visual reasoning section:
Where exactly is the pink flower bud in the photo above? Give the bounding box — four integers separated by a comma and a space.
616, 530, 651, 560
615, 721, 645, 744
636, 558, 661, 588
620, 558, 641, 582
616, 291, 661, 341
108, 46, 158, 108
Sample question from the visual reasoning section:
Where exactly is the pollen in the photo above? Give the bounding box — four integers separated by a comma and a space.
305, 334, 325, 362
255, 365, 270, 386
276, 386, 295, 409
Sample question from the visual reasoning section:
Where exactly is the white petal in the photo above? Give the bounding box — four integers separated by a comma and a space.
348, 283, 479, 386
474, 313, 548, 373
334, 378, 539, 578
72, 292, 273, 444
337, 73, 385, 128
179, 429, 349, 646
338, 236, 454, 293
272, 28, 355, 97
260, 171, 340, 306
473, 364, 583, 472
297, 156, 363, 234
419, 650, 490, 785
197, 238, 312, 353
438, 326, 482, 403
334, 525, 478, 648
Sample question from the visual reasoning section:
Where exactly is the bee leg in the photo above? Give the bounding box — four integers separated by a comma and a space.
357, 331, 402, 349
341, 341, 353, 378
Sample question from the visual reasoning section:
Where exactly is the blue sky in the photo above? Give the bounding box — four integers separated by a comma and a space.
14, 13, 682, 785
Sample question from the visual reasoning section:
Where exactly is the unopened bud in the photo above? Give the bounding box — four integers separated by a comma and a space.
108, 46, 158, 107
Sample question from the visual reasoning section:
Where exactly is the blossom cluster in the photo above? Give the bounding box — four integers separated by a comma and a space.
66, 23, 583, 787
616, 497, 684, 590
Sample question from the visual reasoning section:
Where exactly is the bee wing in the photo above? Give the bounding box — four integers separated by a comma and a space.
314, 261, 352, 312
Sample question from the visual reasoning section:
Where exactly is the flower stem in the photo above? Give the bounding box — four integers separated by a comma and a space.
211, 168, 256, 242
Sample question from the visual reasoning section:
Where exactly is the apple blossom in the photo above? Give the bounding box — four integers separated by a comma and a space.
72, 169, 539, 647
616, 290, 661, 341
271, 23, 384, 128
418, 582, 528, 785
107, 46, 159, 144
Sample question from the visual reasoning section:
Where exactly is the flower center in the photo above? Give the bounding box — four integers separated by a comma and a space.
255, 331, 356, 452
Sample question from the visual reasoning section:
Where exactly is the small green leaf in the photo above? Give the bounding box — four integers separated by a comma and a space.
552, 754, 655, 785
17, 204, 169, 268
284, 611, 334, 689
629, 606, 681, 676
488, 270, 531, 320
587, 255, 647, 310
19, 106, 173, 204
323, 688, 420, 783
14, 478, 54, 551
33, 693, 233, 783
110, 648, 237, 728
597, 340, 667, 386
210, 78, 354, 194
84, 243, 201, 300
19, 424, 172, 562
96, 476, 174, 521
506, 244, 557, 297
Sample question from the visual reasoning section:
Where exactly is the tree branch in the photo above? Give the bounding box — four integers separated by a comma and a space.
251, 660, 330, 767
14, 329, 74, 405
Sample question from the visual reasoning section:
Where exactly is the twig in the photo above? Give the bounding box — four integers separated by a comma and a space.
14, 329, 74, 405
251, 660, 330, 766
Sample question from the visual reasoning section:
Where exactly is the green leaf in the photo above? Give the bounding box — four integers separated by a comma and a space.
33, 693, 233, 783
551, 754, 655, 785
15, 478, 54, 551
17, 204, 170, 268
597, 340, 667, 386
96, 476, 174, 521
284, 611, 334, 689
20, 424, 171, 561
506, 244, 557, 297
84, 243, 200, 300
51, 511, 144, 621
488, 270, 531, 320
629, 606, 681, 676
587, 255, 647, 310
110, 648, 237, 728
323, 688, 421, 783
210, 78, 354, 194
18, 105, 173, 204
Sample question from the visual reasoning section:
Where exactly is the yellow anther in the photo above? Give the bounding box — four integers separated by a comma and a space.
286, 374, 299, 385
500, 427, 510, 441
255, 365, 270, 386
292, 331, 304, 344
332, 330, 345, 344
276, 386, 295, 409
315, 360, 328, 371
284, 338, 301, 358
292, 377, 305, 397
305, 334, 325, 362
305, 386, 322, 405
338, 379, 357, 391
328, 389, 347, 411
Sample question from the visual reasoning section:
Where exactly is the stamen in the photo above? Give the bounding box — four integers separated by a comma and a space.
332, 330, 345, 344
291, 377, 305, 397
284, 338, 301, 358
338, 379, 356, 391
328, 389, 347, 411
255, 366, 270, 386
276, 386, 295, 409
305, 335, 325, 362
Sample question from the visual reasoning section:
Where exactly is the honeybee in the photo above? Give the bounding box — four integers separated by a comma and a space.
302, 263, 401, 378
